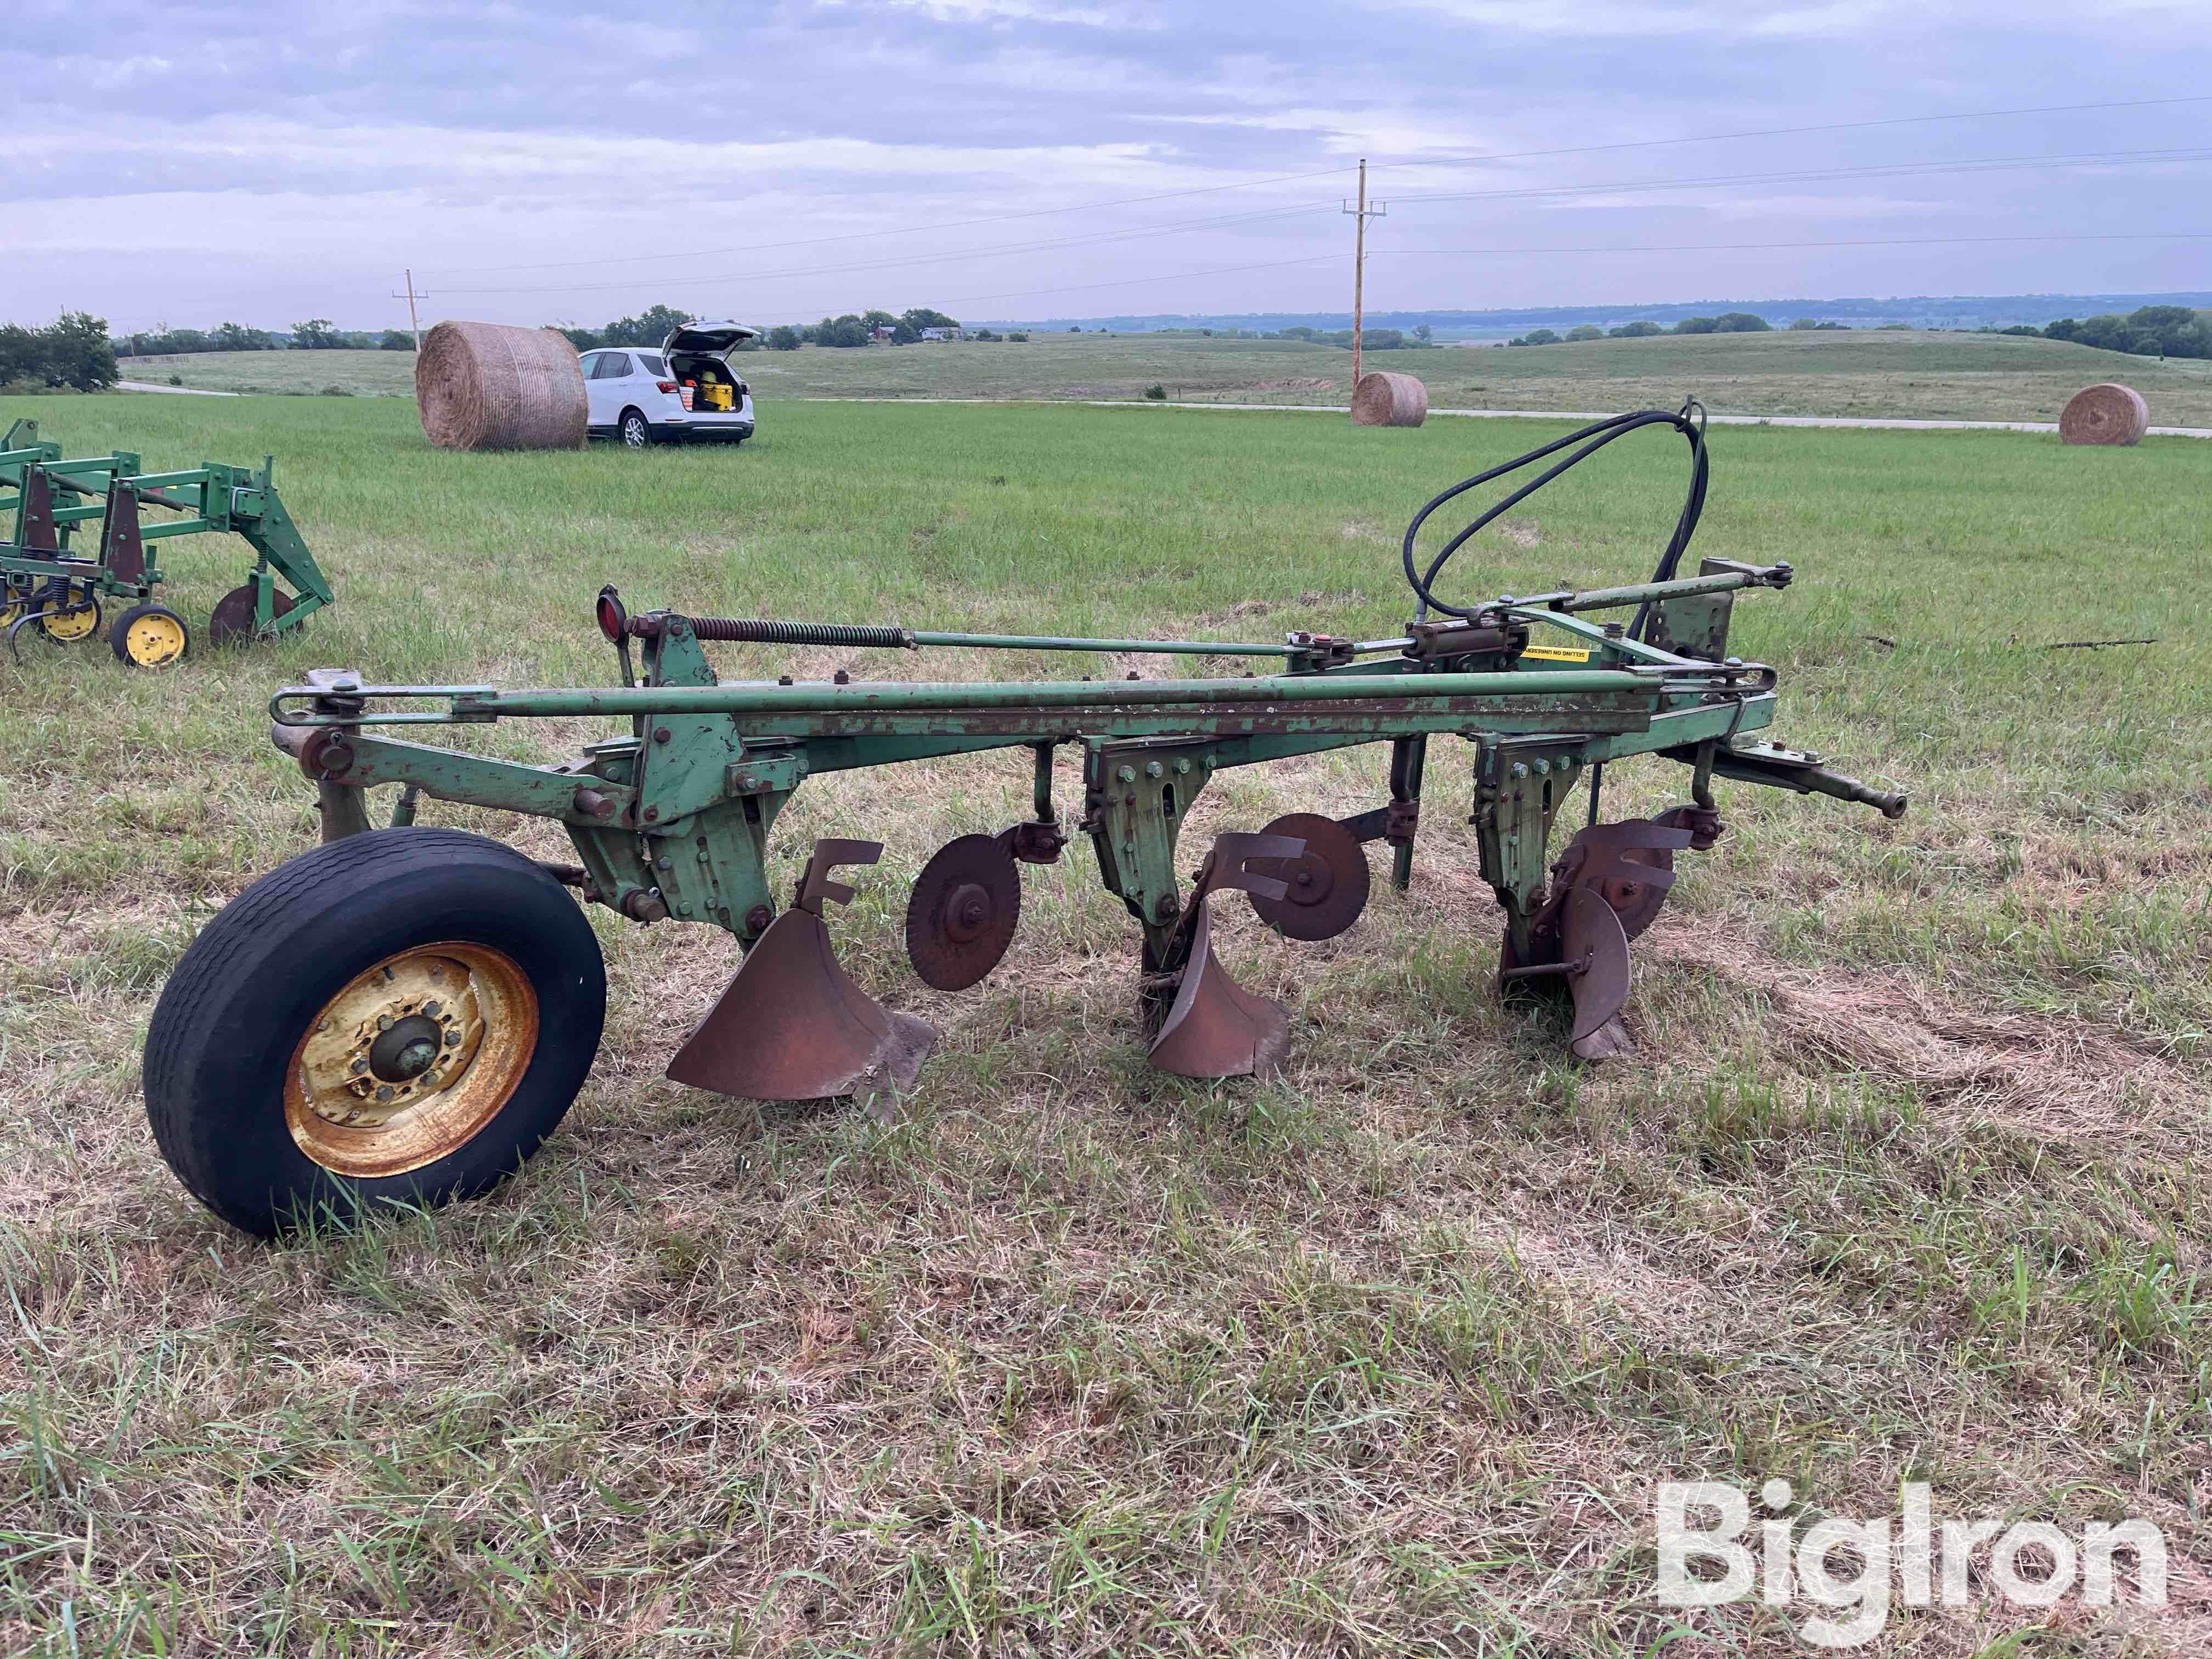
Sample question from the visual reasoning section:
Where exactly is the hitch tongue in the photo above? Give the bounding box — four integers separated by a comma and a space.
667, 839, 935, 1108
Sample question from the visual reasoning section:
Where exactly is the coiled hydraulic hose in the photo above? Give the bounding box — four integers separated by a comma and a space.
1401, 401, 1709, 640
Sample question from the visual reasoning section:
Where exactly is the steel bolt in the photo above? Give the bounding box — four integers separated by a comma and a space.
422, 1000, 441, 1017
1116, 765, 1137, 783
1533, 758, 1550, 775
656, 856, 672, 871
444, 1030, 460, 1047
350, 1057, 367, 1074
376, 1086, 393, 1102
1510, 762, 1530, 780
653, 727, 672, 743
377, 1014, 393, 1031
744, 904, 774, 935
1174, 758, 1190, 774
643, 806, 659, 822
1144, 760, 1164, 778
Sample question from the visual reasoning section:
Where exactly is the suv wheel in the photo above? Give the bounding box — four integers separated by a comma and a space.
619, 410, 651, 448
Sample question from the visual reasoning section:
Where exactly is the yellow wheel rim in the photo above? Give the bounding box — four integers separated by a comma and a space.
122, 611, 188, 667
286, 942, 539, 1178
0, 595, 20, 630
40, 604, 98, 642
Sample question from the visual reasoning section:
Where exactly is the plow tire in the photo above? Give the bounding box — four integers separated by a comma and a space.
145, 828, 605, 1238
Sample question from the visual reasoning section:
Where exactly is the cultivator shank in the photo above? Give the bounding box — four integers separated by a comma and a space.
1, 417, 330, 664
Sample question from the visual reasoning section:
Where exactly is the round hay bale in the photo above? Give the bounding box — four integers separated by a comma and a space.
1352, 370, 1428, 427
2058, 382, 2148, 447
415, 321, 587, 451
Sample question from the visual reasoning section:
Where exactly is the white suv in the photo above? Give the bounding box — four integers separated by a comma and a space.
580, 320, 759, 447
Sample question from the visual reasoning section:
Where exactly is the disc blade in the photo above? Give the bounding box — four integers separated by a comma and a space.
1561, 885, 1634, 1060
1245, 812, 1372, 942
905, 833, 1022, 991
208, 584, 295, 649
1562, 817, 1695, 941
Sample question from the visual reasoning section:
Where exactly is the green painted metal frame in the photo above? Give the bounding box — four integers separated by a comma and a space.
0, 417, 332, 636
267, 563, 1904, 975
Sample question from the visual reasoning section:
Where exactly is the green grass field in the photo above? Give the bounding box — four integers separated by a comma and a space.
129, 328, 2212, 426
2, 393, 2208, 1654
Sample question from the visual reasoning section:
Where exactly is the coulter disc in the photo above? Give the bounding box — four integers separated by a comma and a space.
1245, 812, 1370, 942
905, 833, 1022, 991
209, 584, 296, 648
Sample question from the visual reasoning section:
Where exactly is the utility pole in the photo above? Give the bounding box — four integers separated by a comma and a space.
1342, 159, 1387, 387
392, 270, 428, 349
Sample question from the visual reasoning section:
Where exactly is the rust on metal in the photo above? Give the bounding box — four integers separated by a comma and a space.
1561, 886, 1634, 1060
103, 482, 146, 584
210, 583, 296, 648
1245, 812, 1372, 942
1148, 831, 1304, 1079
667, 839, 936, 1102
905, 833, 1022, 991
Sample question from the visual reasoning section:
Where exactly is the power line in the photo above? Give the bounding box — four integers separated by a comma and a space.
428, 143, 2212, 302
1368, 93, 2212, 177
940, 230, 2211, 308
1391, 145, 2212, 208
432, 200, 1339, 298
414, 92, 2212, 283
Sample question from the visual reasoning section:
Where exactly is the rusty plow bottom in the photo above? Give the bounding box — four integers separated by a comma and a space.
1143, 829, 1306, 1081
666, 840, 935, 1109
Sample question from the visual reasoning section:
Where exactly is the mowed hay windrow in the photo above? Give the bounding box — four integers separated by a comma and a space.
2058, 381, 2149, 445
414, 320, 588, 450
1352, 369, 1429, 427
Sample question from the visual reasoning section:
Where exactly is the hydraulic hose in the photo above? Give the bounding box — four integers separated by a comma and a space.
1401, 402, 1708, 640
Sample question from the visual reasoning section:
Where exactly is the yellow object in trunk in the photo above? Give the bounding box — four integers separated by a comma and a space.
699, 383, 734, 411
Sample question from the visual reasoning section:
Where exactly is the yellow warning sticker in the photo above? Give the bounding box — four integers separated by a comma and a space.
1522, 645, 1594, 663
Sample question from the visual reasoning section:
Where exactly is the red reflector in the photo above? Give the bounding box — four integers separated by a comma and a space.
595, 588, 628, 641
656, 380, 678, 393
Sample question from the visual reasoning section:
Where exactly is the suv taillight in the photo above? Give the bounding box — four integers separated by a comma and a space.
656, 380, 678, 393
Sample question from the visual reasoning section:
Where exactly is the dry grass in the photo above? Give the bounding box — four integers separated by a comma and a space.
0, 393, 2205, 1655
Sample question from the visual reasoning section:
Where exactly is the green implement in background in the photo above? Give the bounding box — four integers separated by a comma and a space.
0, 416, 333, 667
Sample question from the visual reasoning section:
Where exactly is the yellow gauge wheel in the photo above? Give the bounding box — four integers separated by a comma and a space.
112, 604, 190, 668
0, 591, 21, 630
285, 941, 540, 1178
38, 600, 100, 642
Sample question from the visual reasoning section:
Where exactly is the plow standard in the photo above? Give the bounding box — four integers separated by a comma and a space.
144, 408, 1908, 1236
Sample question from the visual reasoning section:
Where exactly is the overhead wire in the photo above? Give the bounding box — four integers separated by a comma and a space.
412, 92, 2212, 281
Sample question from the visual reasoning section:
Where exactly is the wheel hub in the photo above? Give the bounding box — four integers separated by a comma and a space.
297, 956, 486, 1129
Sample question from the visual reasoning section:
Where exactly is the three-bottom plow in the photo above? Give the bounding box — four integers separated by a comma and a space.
143, 409, 1909, 1235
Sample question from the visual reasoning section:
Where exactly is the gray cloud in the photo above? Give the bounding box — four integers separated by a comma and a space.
9, 1, 2207, 331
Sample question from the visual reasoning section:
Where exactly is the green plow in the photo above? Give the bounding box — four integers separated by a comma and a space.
138, 405, 1909, 1237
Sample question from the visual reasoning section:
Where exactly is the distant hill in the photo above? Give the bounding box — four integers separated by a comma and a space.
979, 292, 2212, 338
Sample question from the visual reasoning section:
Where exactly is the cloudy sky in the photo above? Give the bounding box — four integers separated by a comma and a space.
11, 1, 2209, 335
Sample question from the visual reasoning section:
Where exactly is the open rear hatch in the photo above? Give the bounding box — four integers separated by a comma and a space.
663, 320, 759, 415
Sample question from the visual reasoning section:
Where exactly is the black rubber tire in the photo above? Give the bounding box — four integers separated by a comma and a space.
110, 602, 191, 668
619, 409, 651, 448
144, 828, 607, 1238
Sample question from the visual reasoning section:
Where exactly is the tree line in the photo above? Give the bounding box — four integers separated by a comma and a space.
1505, 312, 1844, 346
1992, 304, 2210, 359
2, 312, 120, 392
